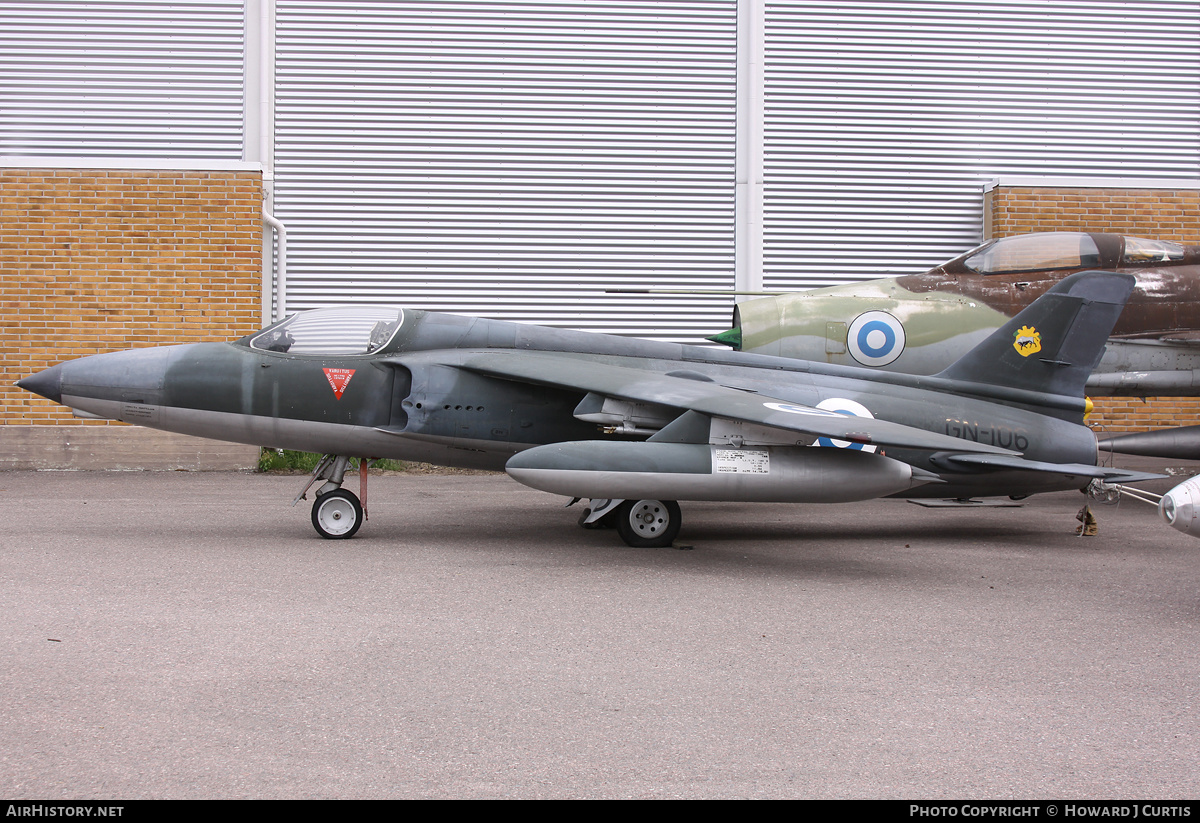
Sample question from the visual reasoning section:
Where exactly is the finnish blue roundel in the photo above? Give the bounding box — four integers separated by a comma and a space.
813, 398, 878, 453
847, 311, 905, 367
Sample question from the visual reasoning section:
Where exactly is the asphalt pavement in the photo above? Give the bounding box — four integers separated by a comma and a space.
2, 469, 1198, 798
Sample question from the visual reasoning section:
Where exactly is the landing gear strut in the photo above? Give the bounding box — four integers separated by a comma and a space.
294, 454, 372, 539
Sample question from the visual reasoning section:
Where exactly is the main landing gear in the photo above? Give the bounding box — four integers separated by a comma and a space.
578, 497, 682, 548
616, 499, 682, 548
294, 454, 372, 540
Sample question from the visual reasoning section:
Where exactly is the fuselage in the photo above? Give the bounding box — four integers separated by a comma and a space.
22, 305, 1101, 500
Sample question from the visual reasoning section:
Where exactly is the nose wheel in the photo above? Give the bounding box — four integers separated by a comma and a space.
294, 454, 374, 539
311, 488, 363, 539
615, 499, 681, 548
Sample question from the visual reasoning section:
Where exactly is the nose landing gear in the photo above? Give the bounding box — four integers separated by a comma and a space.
294, 454, 372, 539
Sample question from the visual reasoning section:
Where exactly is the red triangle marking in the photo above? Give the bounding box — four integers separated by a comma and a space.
323, 368, 355, 400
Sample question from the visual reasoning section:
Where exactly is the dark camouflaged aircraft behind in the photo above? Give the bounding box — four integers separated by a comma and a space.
714, 232, 1200, 397
18, 271, 1170, 546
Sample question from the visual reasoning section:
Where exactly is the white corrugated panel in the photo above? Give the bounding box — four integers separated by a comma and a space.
274, 0, 738, 340
0, 1, 244, 158
764, 0, 1200, 289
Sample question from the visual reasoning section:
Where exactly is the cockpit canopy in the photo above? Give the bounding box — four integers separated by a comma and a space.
948, 232, 1186, 276
248, 307, 404, 355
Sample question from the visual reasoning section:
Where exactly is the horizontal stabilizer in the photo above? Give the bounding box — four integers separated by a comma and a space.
933, 452, 1164, 484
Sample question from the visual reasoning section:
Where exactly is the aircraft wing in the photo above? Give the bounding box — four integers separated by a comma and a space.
422, 349, 1020, 457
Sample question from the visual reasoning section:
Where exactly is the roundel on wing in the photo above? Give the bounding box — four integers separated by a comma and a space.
847, 311, 905, 367
814, 397, 878, 453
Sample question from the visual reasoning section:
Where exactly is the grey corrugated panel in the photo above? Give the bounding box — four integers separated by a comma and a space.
763, 0, 1200, 290
0, 1, 244, 158
274, 0, 738, 342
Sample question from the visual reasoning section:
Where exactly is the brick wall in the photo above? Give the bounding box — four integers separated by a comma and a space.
1, 167, 263, 427
987, 183, 1200, 433
2, 172, 1194, 449
987, 186, 1200, 241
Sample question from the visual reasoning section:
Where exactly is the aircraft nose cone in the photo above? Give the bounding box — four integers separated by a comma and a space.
16, 363, 63, 404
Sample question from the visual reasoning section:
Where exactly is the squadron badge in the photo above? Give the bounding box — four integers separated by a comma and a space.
1012, 325, 1041, 357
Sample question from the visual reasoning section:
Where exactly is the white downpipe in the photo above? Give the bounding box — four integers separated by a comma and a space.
245, 0, 285, 322
262, 208, 287, 321
734, 0, 765, 296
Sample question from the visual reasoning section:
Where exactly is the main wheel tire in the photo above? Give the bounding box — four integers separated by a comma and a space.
311, 488, 363, 539
615, 499, 681, 548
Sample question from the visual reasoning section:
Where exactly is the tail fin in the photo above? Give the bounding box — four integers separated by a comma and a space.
935, 270, 1135, 398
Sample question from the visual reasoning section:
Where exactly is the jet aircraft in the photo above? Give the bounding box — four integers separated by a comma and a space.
18, 271, 1163, 546
711, 232, 1200, 396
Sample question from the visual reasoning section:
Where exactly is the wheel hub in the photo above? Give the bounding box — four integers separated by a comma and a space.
314, 492, 360, 538
630, 502, 665, 534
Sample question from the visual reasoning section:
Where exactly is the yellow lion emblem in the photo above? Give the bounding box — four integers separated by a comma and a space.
1013, 325, 1041, 357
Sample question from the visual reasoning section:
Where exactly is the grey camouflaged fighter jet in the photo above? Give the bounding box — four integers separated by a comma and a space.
712, 232, 1200, 397
18, 271, 1162, 547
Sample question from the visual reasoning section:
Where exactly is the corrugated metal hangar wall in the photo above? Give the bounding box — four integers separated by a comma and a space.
3, 0, 1199, 341
763, 2, 1200, 291
273, 1, 738, 335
